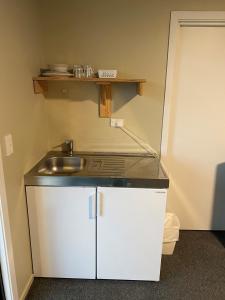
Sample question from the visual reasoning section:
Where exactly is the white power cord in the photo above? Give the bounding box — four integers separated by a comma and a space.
118, 125, 159, 158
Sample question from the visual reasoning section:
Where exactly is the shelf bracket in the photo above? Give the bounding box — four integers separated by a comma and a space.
137, 82, 144, 96
96, 82, 112, 118
33, 80, 48, 94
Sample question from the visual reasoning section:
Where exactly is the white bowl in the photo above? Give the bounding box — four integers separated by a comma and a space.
48, 64, 69, 73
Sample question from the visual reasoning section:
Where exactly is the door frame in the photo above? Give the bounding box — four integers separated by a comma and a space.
0, 146, 18, 300
161, 11, 225, 164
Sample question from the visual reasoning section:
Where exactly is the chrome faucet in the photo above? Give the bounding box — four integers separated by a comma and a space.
53, 139, 74, 156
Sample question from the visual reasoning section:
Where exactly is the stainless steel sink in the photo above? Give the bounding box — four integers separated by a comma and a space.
38, 156, 85, 175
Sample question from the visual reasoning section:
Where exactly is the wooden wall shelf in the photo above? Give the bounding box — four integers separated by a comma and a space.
33, 76, 146, 118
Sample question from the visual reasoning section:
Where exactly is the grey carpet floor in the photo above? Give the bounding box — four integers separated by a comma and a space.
26, 231, 225, 300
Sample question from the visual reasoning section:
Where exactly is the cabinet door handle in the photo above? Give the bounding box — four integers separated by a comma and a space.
89, 194, 96, 219
98, 191, 104, 217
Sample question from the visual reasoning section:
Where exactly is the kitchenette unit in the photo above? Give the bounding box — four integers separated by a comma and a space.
25, 150, 169, 281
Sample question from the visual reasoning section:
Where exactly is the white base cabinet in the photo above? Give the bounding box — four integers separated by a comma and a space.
26, 186, 96, 279
26, 186, 167, 281
97, 187, 167, 281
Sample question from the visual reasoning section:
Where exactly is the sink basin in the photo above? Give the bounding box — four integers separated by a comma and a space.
38, 156, 85, 175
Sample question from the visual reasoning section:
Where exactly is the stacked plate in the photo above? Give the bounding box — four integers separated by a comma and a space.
42, 64, 73, 77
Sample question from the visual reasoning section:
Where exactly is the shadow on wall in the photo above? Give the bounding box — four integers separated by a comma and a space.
44, 81, 137, 112
212, 162, 225, 246
112, 84, 137, 112
45, 81, 99, 103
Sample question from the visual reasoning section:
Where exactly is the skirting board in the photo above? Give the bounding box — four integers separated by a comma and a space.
19, 274, 34, 300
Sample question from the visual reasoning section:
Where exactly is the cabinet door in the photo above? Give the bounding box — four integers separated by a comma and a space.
97, 187, 167, 281
26, 186, 96, 279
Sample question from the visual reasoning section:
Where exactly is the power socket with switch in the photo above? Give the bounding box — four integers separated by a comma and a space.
110, 118, 124, 128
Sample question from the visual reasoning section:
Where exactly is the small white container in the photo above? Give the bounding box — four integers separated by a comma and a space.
98, 69, 117, 78
162, 213, 180, 255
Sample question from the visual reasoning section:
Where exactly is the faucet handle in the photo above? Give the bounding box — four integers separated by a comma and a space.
63, 139, 74, 155
52, 140, 74, 155
64, 139, 73, 149
64, 139, 73, 145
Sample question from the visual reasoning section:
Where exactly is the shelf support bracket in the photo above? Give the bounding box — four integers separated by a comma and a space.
97, 82, 112, 118
33, 80, 48, 94
137, 82, 144, 96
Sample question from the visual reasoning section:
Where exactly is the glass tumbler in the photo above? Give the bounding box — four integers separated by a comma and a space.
73, 65, 84, 78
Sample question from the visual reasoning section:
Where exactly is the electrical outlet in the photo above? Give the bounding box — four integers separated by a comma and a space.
110, 118, 124, 128
4, 134, 13, 156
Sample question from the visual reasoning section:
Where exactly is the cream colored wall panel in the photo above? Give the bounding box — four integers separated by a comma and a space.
39, 0, 225, 154
165, 26, 225, 229
0, 0, 47, 297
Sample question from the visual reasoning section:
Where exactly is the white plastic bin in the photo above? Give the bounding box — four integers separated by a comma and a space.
162, 213, 180, 255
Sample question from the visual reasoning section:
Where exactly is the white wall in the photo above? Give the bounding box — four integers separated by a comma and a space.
39, 0, 225, 154
0, 0, 48, 297
164, 25, 225, 229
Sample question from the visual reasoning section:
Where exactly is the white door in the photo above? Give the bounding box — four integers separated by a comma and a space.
97, 187, 166, 281
162, 16, 225, 229
26, 186, 96, 279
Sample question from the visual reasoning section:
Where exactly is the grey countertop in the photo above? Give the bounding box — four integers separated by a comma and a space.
24, 151, 169, 189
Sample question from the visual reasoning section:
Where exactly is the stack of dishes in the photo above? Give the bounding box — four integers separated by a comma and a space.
41, 64, 73, 77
